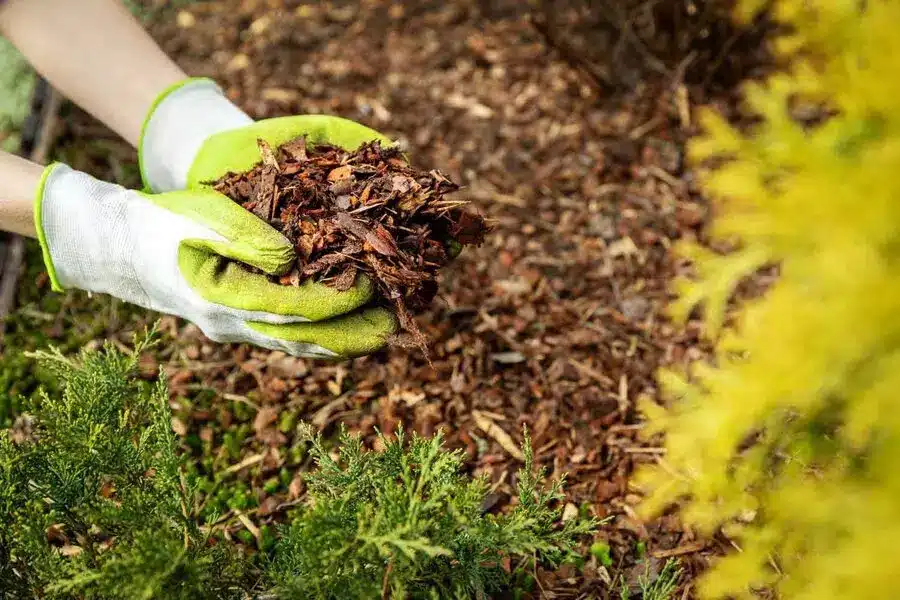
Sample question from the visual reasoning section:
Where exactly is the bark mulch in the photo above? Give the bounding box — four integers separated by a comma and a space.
211, 137, 488, 351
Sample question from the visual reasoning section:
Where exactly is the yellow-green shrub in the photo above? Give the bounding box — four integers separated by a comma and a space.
637, 1, 900, 598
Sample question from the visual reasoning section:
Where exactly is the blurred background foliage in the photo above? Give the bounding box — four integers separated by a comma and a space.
0, 37, 34, 152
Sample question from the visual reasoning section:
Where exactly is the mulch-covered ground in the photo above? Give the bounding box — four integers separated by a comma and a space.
31, 1, 774, 597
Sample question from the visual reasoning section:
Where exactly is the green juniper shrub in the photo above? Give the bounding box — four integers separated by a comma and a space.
0, 332, 593, 599
0, 330, 246, 600
618, 559, 682, 600
271, 425, 595, 600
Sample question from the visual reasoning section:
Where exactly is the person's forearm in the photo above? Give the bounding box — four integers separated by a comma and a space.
0, 150, 41, 237
0, 0, 187, 147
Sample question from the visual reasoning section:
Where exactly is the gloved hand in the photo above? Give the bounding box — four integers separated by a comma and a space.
36, 78, 405, 358
34, 164, 394, 358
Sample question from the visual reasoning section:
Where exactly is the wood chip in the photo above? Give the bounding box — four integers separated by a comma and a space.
328, 165, 353, 182
568, 358, 615, 386
472, 410, 524, 461
332, 266, 358, 291
257, 138, 279, 169
282, 136, 308, 161
252, 167, 278, 221
170, 417, 187, 437
224, 453, 265, 475
59, 545, 84, 557
311, 395, 349, 429
651, 541, 707, 559
236, 511, 260, 539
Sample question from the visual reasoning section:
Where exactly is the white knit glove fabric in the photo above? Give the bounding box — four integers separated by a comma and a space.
141, 79, 252, 193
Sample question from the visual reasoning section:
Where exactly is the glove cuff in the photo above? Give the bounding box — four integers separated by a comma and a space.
34, 163, 65, 292
36, 164, 145, 299
139, 78, 252, 193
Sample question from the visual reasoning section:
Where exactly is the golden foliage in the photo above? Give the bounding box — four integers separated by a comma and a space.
637, 1, 900, 598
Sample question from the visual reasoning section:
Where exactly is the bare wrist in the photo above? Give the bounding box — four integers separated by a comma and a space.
0, 150, 43, 237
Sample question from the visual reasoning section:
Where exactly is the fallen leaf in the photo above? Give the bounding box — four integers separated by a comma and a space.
288, 475, 304, 500
59, 545, 83, 557
171, 417, 187, 437
253, 406, 278, 434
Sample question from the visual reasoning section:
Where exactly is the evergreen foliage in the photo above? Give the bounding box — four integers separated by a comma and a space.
637, 1, 900, 598
0, 37, 34, 152
0, 331, 245, 599
0, 332, 591, 599
272, 425, 594, 599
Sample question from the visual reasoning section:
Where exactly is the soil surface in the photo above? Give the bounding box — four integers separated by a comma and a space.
41, 1, 774, 597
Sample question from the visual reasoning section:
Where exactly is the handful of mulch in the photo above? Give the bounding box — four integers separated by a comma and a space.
209, 136, 489, 352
